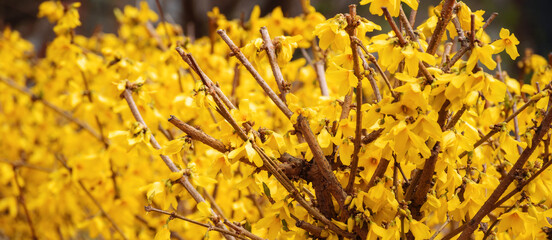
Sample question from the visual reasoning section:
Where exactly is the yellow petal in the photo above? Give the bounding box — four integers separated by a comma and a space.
154, 227, 171, 240
162, 138, 186, 155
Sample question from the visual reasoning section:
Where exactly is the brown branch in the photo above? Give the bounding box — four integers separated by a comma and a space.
260, 27, 288, 102
314, 60, 329, 96
382, 7, 434, 83
176, 47, 236, 110
444, 105, 467, 130
426, 0, 457, 55
345, 4, 365, 194
297, 115, 347, 209
441, 42, 453, 66
168, 116, 228, 152
223, 220, 267, 240
451, 9, 469, 48
493, 159, 552, 210
408, 1, 419, 26
443, 12, 497, 72
457, 96, 552, 239
382, 7, 407, 46
481, 12, 498, 31
442, 46, 470, 72
355, 40, 396, 98
145, 21, 168, 51
305, 39, 330, 96
231, 63, 240, 105
364, 158, 390, 191
410, 143, 441, 220
145, 206, 251, 240
429, 217, 451, 240
357, 47, 383, 101
295, 220, 325, 238
361, 128, 384, 144
217, 29, 293, 118
399, 7, 423, 52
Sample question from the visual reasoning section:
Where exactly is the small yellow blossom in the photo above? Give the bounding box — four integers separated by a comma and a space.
492, 28, 520, 60
37, 1, 64, 22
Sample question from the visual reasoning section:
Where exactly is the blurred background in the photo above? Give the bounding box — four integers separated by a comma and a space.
1, 0, 551, 61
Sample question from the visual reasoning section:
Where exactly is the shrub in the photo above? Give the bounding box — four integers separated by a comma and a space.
1, 0, 551, 239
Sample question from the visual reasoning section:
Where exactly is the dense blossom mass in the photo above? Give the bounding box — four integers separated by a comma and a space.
1, 0, 552, 239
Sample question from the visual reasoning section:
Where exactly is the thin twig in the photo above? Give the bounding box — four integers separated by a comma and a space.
408, 0, 419, 26
2, 159, 51, 172
354, 38, 396, 98
441, 42, 453, 66
217, 29, 293, 118
444, 105, 467, 130
222, 220, 267, 240
345, 4, 365, 194
168, 116, 228, 152
399, 7, 423, 52
305, 38, 330, 97
176, 48, 237, 110
314, 60, 329, 96
260, 27, 288, 102
381, 7, 434, 83
364, 158, 390, 191
358, 48, 383, 101
481, 12, 499, 31
426, 0, 457, 55
231, 64, 240, 105
145, 206, 251, 240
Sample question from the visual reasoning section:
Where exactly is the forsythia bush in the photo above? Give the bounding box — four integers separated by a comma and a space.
2, 0, 552, 239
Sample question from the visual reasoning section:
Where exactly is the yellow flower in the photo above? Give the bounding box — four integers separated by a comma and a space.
408, 219, 432, 239
401, 44, 436, 77
360, 0, 418, 17
153, 226, 170, 240
37, 1, 64, 23
274, 35, 303, 65
53, 2, 81, 35
497, 209, 538, 235
313, 14, 349, 51
466, 44, 496, 72
492, 28, 520, 60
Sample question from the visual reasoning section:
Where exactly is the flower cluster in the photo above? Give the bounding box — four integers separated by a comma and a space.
1, 0, 551, 240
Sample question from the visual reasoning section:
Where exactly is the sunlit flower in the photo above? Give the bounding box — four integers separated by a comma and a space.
492, 28, 520, 60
